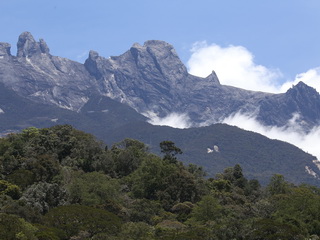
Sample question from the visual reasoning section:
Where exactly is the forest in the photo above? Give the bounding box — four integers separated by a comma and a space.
0, 125, 320, 240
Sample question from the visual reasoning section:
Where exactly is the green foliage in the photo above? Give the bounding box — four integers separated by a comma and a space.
111, 138, 148, 177
267, 174, 291, 195
119, 222, 155, 240
34, 224, 67, 240
171, 201, 194, 222
127, 198, 162, 224
1, 125, 320, 239
128, 155, 176, 200
127, 155, 203, 210
21, 127, 40, 139
189, 195, 222, 223
0, 213, 38, 240
0, 179, 21, 199
26, 155, 61, 183
160, 140, 182, 164
271, 186, 320, 236
247, 218, 305, 240
20, 182, 67, 214
43, 205, 122, 238
6, 169, 36, 189
68, 171, 123, 208
0, 133, 26, 175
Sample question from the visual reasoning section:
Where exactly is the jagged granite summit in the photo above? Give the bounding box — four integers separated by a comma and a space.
0, 32, 98, 111
1, 32, 320, 130
84, 39, 272, 125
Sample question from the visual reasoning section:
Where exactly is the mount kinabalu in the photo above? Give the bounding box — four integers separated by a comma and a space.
1, 32, 320, 185
1, 32, 320, 130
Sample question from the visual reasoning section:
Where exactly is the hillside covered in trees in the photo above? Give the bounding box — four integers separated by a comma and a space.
1, 125, 320, 239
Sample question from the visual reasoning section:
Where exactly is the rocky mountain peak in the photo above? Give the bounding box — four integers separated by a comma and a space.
0, 42, 11, 57
143, 40, 172, 48
17, 32, 50, 57
39, 38, 50, 54
88, 50, 100, 60
84, 50, 104, 79
205, 70, 221, 85
129, 40, 188, 82
286, 81, 320, 98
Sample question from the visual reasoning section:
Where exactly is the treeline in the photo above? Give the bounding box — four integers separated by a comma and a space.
0, 125, 320, 239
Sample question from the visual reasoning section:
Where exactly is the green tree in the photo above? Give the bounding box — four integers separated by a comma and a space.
119, 222, 155, 240
247, 218, 305, 240
111, 139, 148, 177
20, 182, 67, 214
160, 141, 182, 164
0, 213, 38, 240
272, 186, 320, 236
67, 171, 123, 213
43, 205, 122, 239
128, 155, 176, 200
0, 179, 21, 199
189, 195, 222, 223
267, 174, 291, 195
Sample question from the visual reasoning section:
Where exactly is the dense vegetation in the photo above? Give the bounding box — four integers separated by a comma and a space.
0, 125, 320, 239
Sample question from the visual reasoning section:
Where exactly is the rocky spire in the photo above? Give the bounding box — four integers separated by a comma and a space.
205, 70, 221, 86
84, 50, 104, 79
0, 43, 11, 57
17, 32, 50, 57
286, 81, 319, 98
39, 38, 50, 54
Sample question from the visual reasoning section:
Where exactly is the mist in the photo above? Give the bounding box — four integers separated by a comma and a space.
145, 112, 192, 129
222, 112, 320, 160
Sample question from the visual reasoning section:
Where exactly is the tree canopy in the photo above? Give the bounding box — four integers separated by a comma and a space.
0, 125, 320, 239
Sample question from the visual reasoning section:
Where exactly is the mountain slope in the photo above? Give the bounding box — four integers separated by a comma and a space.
0, 83, 146, 137
104, 121, 319, 185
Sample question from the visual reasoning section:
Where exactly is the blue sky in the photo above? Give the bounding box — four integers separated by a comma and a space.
2, 0, 320, 88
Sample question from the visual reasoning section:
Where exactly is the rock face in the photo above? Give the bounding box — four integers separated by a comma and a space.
17, 32, 49, 57
0, 32, 99, 111
1, 32, 320, 130
0, 43, 11, 57
256, 82, 320, 128
84, 40, 265, 124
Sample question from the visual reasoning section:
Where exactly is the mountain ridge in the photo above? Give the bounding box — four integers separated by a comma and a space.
1, 32, 320, 130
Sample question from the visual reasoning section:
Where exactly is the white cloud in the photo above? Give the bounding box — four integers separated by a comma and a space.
145, 111, 192, 129
222, 112, 320, 160
187, 41, 320, 94
187, 41, 282, 92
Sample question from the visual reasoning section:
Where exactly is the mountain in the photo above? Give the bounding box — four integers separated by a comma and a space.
1, 32, 320, 185
1, 32, 320, 129
0, 81, 146, 137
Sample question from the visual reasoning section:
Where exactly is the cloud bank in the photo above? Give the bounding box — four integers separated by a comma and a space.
222, 112, 320, 160
145, 112, 192, 129
187, 41, 320, 93
187, 41, 282, 92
